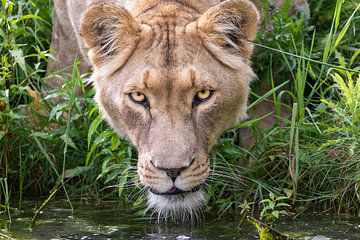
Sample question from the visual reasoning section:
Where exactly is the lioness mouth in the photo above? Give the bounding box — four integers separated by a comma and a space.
150, 186, 201, 195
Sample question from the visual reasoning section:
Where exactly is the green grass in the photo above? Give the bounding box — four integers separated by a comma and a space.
0, 0, 359, 224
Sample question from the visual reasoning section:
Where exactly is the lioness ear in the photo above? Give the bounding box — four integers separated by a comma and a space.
80, 4, 140, 67
198, 0, 260, 69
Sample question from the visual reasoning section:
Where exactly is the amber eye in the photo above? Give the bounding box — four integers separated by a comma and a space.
129, 92, 147, 104
195, 89, 213, 102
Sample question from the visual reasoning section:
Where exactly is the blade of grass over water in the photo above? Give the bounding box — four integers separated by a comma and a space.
29, 185, 60, 229
59, 63, 84, 212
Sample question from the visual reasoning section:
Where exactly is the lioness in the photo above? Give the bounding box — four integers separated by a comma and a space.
49, 0, 307, 219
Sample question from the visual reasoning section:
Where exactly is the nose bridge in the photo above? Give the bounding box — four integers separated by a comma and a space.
149, 114, 196, 169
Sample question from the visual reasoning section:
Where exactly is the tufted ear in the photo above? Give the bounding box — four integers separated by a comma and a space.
197, 0, 260, 69
80, 3, 141, 68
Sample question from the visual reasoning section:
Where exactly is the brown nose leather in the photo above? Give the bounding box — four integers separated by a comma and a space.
163, 168, 185, 182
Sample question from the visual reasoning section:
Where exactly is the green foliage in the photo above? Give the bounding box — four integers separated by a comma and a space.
322, 73, 360, 135
247, 216, 290, 240
0, 0, 53, 210
259, 192, 291, 227
238, 191, 291, 230
86, 110, 141, 201
1, 0, 360, 224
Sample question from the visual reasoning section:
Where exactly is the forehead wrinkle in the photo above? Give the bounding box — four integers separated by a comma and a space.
190, 68, 196, 88
168, 69, 194, 111
142, 70, 150, 89
176, 67, 196, 90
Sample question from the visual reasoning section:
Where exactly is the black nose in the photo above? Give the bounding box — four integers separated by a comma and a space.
163, 168, 185, 182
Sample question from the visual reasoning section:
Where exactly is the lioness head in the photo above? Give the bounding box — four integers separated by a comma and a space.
80, 0, 259, 219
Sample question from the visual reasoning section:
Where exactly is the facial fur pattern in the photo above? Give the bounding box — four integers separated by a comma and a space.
80, 0, 259, 221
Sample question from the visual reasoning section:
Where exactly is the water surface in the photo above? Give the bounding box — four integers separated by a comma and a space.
2, 201, 359, 239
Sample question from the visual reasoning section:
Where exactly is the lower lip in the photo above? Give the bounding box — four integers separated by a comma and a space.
150, 186, 201, 195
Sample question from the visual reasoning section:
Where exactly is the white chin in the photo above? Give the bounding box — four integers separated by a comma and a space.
147, 190, 205, 222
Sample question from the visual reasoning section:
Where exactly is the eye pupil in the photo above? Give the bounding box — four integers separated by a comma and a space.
129, 92, 147, 105
193, 89, 213, 107
198, 90, 210, 99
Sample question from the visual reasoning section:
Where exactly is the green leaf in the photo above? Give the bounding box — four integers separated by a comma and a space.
111, 135, 120, 151
350, 49, 360, 67
272, 210, 279, 219
260, 199, 272, 204
87, 114, 103, 148
11, 14, 44, 25
334, 0, 343, 30
0, 131, 6, 140
230, 112, 273, 130
248, 80, 290, 110
274, 196, 289, 201
55, 166, 91, 187
49, 103, 67, 121
118, 171, 128, 197
283, 188, 293, 198
279, 210, 289, 216
98, 157, 114, 179
268, 202, 275, 209
332, 3, 359, 52
104, 168, 122, 184
64, 166, 90, 179
10, 49, 26, 73
8, 111, 25, 120
269, 192, 275, 201
275, 203, 291, 208
31, 132, 52, 140
60, 134, 77, 149
86, 143, 97, 166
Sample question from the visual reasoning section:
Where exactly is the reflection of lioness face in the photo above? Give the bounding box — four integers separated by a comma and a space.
80, 0, 259, 219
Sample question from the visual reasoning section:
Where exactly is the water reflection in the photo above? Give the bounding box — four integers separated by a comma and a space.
3, 201, 360, 239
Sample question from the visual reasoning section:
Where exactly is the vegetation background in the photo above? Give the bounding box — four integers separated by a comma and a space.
0, 0, 359, 224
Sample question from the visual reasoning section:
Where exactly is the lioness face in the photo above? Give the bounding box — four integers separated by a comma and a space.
81, 0, 259, 218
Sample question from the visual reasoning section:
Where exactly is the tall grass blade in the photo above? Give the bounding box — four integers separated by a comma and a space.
332, 3, 359, 52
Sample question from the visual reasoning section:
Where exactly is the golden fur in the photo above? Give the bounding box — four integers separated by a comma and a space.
80, 0, 259, 218
48, 0, 308, 219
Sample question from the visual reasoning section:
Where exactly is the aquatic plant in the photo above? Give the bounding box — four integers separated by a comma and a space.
259, 192, 291, 227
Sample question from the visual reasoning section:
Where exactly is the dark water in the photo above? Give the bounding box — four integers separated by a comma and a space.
2, 201, 360, 239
